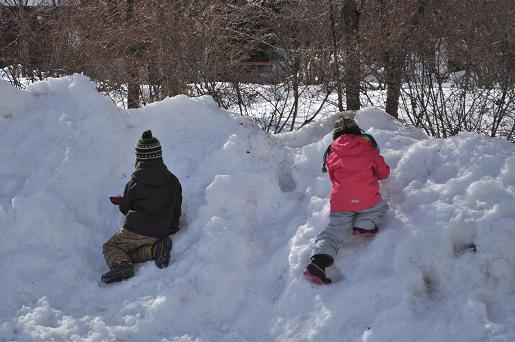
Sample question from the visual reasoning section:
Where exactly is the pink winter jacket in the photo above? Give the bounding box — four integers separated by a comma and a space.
327, 134, 390, 212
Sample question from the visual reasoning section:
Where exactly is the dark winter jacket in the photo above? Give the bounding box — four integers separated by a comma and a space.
119, 159, 182, 238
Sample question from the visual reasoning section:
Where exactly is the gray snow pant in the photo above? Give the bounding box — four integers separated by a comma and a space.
312, 200, 388, 259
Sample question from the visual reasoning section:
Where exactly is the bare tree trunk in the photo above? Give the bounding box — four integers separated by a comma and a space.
329, 3, 344, 111
384, 0, 427, 118
15, 1, 31, 79
125, 0, 139, 109
384, 51, 403, 118
127, 72, 140, 108
289, 60, 300, 131
343, 0, 360, 111
232, 82, 245, 116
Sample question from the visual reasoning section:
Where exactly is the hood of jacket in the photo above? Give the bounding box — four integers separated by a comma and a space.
132, 159, 172, 187
331, 134, 371, 157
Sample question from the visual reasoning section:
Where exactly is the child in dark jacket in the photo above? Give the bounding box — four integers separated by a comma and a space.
101, 130, 182, 284
304, 116, 390, 285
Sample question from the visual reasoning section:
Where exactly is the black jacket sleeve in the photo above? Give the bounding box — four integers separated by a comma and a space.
119, 179, 136, 216
170, 181, 182, 233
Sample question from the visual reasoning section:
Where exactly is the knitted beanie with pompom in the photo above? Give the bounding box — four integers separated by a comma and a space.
135, 130, 162, 160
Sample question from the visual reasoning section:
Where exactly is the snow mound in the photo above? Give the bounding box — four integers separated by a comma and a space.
1, 75, 514, 341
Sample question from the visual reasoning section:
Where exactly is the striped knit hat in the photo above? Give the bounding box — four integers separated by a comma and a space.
135, 130, 162, 160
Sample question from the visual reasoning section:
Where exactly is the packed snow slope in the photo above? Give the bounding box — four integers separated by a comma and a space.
1, 75, 515, 342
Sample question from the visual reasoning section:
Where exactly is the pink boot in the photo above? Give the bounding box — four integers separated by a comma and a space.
303, 263, 332, 284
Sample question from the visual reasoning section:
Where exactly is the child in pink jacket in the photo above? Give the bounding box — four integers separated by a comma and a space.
304, 116, 390, 284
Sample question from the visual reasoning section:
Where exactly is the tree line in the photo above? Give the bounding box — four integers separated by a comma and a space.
1, 0, 514, 140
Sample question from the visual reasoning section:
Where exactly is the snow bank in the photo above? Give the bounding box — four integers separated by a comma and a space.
1, 75, 514, 341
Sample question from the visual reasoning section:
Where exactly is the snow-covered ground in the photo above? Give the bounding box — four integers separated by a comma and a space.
1, 74, 514, 341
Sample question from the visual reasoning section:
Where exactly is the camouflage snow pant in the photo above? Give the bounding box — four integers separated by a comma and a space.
103, 228, 159, 269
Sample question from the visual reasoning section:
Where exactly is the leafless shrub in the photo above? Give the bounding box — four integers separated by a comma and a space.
1, 0, 513, 141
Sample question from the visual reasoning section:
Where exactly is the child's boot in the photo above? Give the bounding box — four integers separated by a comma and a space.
303, 254, 333, 285
101, 261, 134, 284
154, 237, 172, 269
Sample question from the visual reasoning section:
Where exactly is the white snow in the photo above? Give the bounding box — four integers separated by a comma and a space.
1, 74, 515, 342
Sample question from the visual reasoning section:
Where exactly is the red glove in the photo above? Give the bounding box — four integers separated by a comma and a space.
109, 196, 123, 205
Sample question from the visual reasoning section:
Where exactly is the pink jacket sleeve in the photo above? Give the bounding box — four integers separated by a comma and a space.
373, 151, 390, 180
